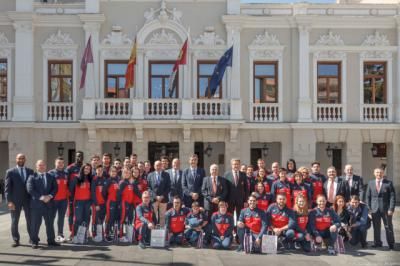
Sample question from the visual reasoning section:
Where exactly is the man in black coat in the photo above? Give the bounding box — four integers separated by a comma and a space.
224, 158, 248, 222
342, 164, 365, 202
26, 160, 59, 249
182, 154, 206, 207
147, 160, 170, 226
4, 153, 34, 247
167, 158, 183, 204
202, 164, 228, 220
366, 167, 396, 250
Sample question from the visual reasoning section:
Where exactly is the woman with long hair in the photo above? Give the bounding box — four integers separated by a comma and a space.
293, 194, 311, 252
254, 167, 270, 193
253, 183, 272, 212
291, 171, 312, 208
69, 163, 93, 243
333, 195, 351, 241
286, 159, 297, 182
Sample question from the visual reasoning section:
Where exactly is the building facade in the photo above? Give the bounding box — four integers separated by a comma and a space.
0, 0, 399, 194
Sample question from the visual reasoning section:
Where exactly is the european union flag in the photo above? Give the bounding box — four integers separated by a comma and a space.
206, 46, 233, 97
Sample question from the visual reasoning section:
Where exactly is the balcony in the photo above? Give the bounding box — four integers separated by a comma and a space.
250, 103, 280, 122
362, 104, 392, 123
0, 102, 10, 121
192, 100, 230, 120
314, 104, 344, 122
45, 102, 75, 122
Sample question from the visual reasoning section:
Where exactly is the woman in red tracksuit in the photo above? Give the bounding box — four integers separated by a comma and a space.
69, 163, 93, 243
291, 171, 313, 208
119, 167, 140, 242
271, 168, 293, 208
253, 182, 272, 212
91, 165, 107, 241
103, 166, 120, 242
293, 194, 311, 252
254, 168, 270, 193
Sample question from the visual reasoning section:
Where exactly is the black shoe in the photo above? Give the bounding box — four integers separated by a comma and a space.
236, 246, 243, 252
32, 243, 39, 249
361, 242, 367, 248
11, 241, 20, 248
48, 242, 61, 246
389, 245, 394, 251
371, 243, 382, 248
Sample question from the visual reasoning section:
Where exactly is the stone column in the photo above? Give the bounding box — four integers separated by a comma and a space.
227, 25, 243, 120
179, 125, 194, 169
396, 23, 400, 122
134, 125, 148, 161
391, 133, 400, 198
297, 25, 312, 122
292, 128, 316, 168
12, 16, 35, 121
345, 130, 363, 175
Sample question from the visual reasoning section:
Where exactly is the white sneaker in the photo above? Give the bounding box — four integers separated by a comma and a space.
119, 236, 129, 243
72, 236, 79, 244
55, 236, 61, 242
58, 235, 66, 243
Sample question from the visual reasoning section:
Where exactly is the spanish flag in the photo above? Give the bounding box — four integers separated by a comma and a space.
168, 38, 188, 98
125, 38, 137, 89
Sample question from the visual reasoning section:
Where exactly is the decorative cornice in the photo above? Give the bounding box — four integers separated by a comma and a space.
43, 29, 74, 46
0, 32, 11, 46
102, 26, 132, 45
42, 30, 78, 59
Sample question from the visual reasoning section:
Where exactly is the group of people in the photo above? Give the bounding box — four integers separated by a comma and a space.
4, 152, 396, 255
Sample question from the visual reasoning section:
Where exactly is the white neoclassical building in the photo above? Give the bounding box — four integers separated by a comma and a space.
0, 0, 399, 195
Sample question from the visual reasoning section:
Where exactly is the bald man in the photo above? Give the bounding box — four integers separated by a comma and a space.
5, 154, 34, 247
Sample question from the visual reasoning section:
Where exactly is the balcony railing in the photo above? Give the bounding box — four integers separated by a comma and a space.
192, 100, 230, 120
144, 99, 181, 119
0, 102, 10, 121
314, 104, 344, 122
362, 104, 392, 122
250, 103, 280, 122
95, 99, 132, 119
45, 102, 74, 122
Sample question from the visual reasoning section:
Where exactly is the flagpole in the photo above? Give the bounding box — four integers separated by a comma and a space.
229, 29, 234, 99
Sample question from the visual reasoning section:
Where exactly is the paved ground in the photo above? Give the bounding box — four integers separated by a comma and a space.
0, 201, 399, 266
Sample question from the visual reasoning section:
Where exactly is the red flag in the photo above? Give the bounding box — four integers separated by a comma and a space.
125, 38, 137, 89
168, 38, 188, 97
80, 36, 94, 90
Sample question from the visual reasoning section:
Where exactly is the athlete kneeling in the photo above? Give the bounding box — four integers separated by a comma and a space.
211, 201, 234, 250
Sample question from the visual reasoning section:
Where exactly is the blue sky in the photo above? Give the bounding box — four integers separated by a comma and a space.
241, 0, 335, 3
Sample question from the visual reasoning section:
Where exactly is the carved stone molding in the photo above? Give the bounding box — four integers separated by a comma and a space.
249, 49, 283, 59
43, 30, 74, 46
101, 49, 131, 59
147, 29, 178, 45
360, 50, 392, 59
193, 26, 225, 46
315, 50, 346, 59
102, 26, 132, 45
43, 49, 76, 58
145, 49, 178, 58
193, 49, 224, 59
315, 31, 344, 46
362, 31, 390, 47
42, 30, 78, 59
250, 31, 280, 47
0, 33, 13, 58
144, 0, 183, 25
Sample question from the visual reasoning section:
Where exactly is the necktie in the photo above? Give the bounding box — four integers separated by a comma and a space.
192, 169, 196, 178
174, 171, 177, 184
20, 168, 25, 182
328, 181, 334, 203
42, 174, 47, 189
376, 180, 381, 192
212, 177, 217, 195
234, 172, 238, 186
156, 173, 160, 185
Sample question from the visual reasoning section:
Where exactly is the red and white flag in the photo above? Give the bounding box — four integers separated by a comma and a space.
167, 38, 188, 98
80, 35, 94, 90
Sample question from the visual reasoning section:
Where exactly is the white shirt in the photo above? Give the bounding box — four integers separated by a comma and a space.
16, 165, 26, 180
327, 179, 338, 202
346, 175, 353, 188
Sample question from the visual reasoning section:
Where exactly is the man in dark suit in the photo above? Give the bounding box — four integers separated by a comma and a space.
323, 166, 347, 206
4, 153, 34, 247
366, 167, 396, 250
147, 160, 170, 226
26, 160, 59, 249
224, 158, 248, 222
342, 164, 365, 202
167, 158, 183, 204
202, 164, 228, 220
182, 154, 206, 207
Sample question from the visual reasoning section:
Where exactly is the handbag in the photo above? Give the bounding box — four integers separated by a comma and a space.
126, 223, 135, 244
196, 230, 204, 249
93, 224, 103, 243
261, 231, 278, 254
243, 231, 253, 254
151, 225, 167, 248
76, 222, 87, 244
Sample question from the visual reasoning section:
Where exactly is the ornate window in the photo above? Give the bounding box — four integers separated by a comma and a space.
48, 61, 73, 102
253, 61, 278, 103
105, 60, 129, 98
317, 62, 341, 104
363, 62, 386, 104
0, 59, 7, 102
197, 60, 221, 99
149, 61, 178, 98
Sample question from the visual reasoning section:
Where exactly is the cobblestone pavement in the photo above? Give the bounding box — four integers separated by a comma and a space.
0, 202, 399, 266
